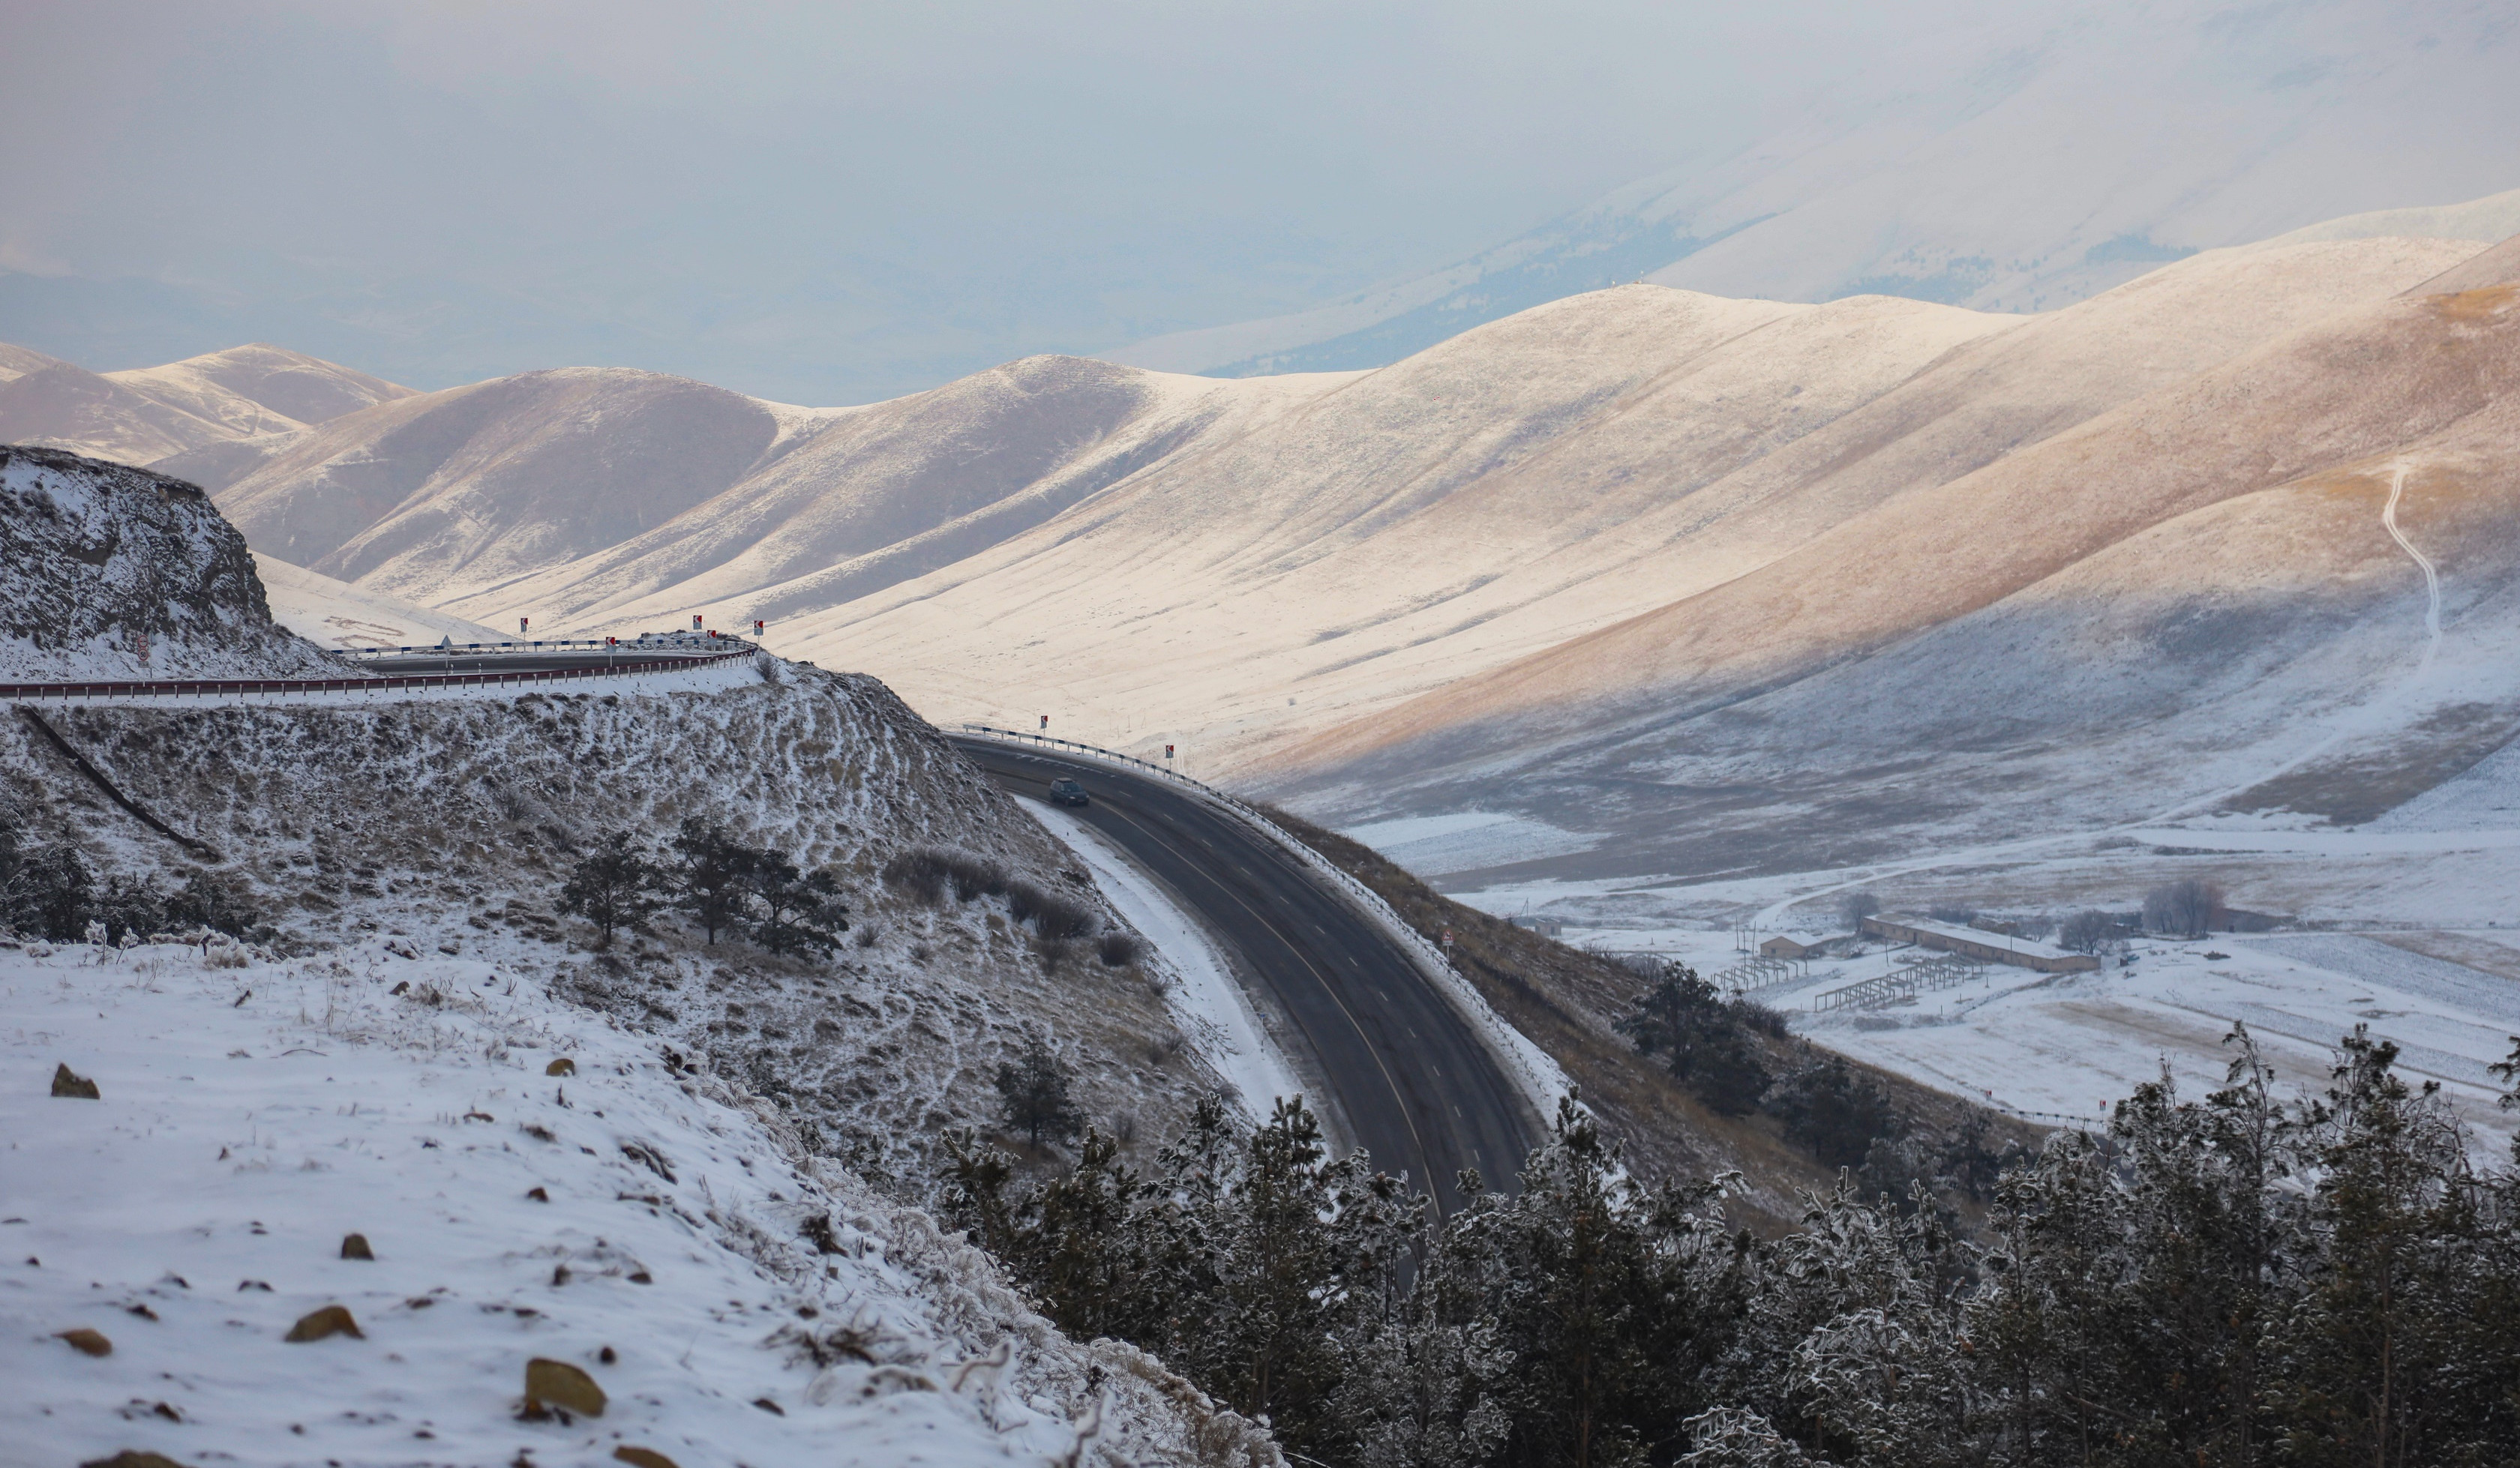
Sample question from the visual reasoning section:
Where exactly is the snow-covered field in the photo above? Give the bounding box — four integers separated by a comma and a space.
1339, 812, 1603, 879
1463, 895, 2520, 1152
252, 554, 508, 652
2, 939, 1268, 1467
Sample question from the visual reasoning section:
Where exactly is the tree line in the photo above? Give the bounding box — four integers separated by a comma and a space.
560, 816, 850, 954
0, 808, 261, 942
944, 1026, 2520, 1468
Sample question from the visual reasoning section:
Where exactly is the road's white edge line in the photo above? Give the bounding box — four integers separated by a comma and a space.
1024, 798, 1309, 1125
957, 730, 1571, 1134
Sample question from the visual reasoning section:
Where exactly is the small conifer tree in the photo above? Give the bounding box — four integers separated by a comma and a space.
995, 1033, 1083, 1149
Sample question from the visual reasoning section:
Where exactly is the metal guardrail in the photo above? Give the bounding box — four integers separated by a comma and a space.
339, 636, 738, 658
956, 723, 1572, 1129
0, 646, 756, 702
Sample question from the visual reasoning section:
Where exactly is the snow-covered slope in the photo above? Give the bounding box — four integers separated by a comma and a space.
0, 342, 412, 469
1109, 2, 2520, 376
109, 343, 414, 435
0, 445, 340, 682
0, 939, 1274, 1468
251, 553, 508, 652
208, 368, 844, 607
0, 463, 1294, 1461
435, 356, 1342, 632
1264, 240, 2520, 888
164, 228, 2490, 834
16, 671, 1232, 1185
793, 235, 2474, 771
0, 340, 67, 381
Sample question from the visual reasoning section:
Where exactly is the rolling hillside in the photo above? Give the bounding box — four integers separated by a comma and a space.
1265, 259, 2520, 884
0, 343, 411, 466
8, 211, 2515, 909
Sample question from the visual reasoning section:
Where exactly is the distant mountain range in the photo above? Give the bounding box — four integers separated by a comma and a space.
1110, 0, 2520, 376
4, 195, 2516, 894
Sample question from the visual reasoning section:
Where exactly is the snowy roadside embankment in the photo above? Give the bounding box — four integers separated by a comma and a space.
1024, 801, 1305, 1122
2, 941, 1280, 1468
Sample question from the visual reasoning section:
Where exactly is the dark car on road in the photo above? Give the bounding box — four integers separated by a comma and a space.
1046, 777, 1090, 807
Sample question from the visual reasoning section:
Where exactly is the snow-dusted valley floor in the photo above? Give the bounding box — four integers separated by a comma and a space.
1, 939, 1270, 1467
1450, 822, 2520, 1155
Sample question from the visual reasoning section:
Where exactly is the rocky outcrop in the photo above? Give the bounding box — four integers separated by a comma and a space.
0, 444, 339, 681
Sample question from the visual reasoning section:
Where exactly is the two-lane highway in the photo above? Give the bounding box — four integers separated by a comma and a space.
951, 735, 1538, 1213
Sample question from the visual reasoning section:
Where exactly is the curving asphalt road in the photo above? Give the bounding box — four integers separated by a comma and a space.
950, 735, 1538, 1212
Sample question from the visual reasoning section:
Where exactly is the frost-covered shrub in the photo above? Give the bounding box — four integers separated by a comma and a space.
1728, 995, 1791, 1039
7, 840, 95, 940
1096, 930, 1142, 967
880, 846, 1011, 906
1762, 1053, 1904, 1170
880, 849, 951, 905
164, 867, 261, 938
1008, 880, 1096, 941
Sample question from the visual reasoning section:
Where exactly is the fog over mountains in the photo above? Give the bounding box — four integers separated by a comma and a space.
1112, 2, 2520, 376
8, 194, 2518, 907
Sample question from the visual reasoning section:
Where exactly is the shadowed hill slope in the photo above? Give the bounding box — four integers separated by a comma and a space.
1262, 263, 2520, 882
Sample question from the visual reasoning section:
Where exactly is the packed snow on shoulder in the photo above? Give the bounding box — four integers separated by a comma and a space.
1024, 801, 1306, 1122
1, 939, 1278, 1468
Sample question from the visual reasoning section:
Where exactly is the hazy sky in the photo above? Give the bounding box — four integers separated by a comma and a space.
0, 0, 1982, 400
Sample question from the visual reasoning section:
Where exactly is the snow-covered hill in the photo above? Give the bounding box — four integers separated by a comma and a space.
0, 466, 1292, 1461
0, 343, 411, 468
800, 234, 2479, 771
24, 214, 2520, 932
0, 446, 340, 682
250, 553, 509, 652
1109, 1, 2520, 376
205, 368, 843, 607
1, 939, 1274, 1467
1263, 236, 2520, 891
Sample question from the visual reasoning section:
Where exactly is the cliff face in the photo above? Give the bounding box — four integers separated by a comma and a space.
0, 444, 337, 680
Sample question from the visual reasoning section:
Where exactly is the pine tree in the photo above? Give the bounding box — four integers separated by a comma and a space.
1763, 1054, 1904, 1170
1026, 1128, 1140, 1339
8, 841, 94, 940
746, 851, 848, 955
558, 831, 660, 947
994, 1033, 1083, 1149
2268, 1028, 2480, 1468
1426, 1097, 1739, 1468
1616, 962, 1769, 1116
670, 817, 752, 944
